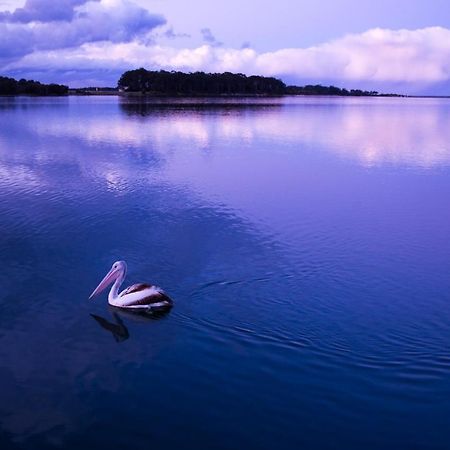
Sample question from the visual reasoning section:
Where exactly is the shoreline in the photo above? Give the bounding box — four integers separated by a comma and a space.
1, 92, 449, 99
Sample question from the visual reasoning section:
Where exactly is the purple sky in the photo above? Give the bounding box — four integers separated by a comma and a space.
1, 0, 450, 93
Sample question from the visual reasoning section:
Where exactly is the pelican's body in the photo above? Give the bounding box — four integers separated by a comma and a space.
89, 261, 173, 311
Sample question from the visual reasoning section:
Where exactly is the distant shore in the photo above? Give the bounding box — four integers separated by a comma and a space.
2, 72, 449, 98
3, 90, 450, 99
68, 88, 407, 98
117, 68, 388, 97
0, 71, 433, 98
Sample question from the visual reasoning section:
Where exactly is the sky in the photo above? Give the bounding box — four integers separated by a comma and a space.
1, 0, 450, 93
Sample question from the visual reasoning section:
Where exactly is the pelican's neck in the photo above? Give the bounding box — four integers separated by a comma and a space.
108, 268, 126, 303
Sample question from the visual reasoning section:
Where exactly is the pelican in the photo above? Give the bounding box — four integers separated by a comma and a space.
89, 261, 173, 311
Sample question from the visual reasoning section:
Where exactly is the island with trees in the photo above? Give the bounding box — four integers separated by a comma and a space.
0, 76, 68, 95
118, 68, 389, 97
0, 70, 400, 97
118, 69, 286, 95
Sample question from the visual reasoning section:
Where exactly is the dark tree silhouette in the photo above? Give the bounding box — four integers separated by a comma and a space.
118, 69, 286, 95
118, 69, 383, 97
0, 76, 68, 95
285, 84, 379, 96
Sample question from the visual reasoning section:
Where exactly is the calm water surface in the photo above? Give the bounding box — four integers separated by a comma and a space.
0, 96, 449, 449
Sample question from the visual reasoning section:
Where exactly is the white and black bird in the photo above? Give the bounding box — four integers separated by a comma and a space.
89, 261, 173, 311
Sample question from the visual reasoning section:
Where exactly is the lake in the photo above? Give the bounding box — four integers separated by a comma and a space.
0, 95, 449, 449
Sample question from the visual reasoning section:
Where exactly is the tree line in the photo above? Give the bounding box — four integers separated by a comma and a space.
0, 76, 68, 95
285, 84, 379, 96
118, 68, 382, 97
118, 69, 286, 95
0, 70, 393, 97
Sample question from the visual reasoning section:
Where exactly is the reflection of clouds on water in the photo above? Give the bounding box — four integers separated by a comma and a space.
103, 168, 131, 193
0, 164, 42, 190
309, 103, 450, 167
0, 96, 449, 243
16, 97, 450, 168
1, 96, 449, 257
168, 117, 210, 149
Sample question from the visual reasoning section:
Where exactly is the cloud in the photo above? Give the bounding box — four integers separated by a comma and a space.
0, 0, 95, 23
2, 24, 450, 92
0, 0, 166, 60
163, 26, 190, 40
255, 27, 450, 84
140, 27, 450, 86
200, 27, 222, 47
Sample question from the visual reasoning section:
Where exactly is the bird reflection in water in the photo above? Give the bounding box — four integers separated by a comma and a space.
91, 312, 129, 342
90, 306, 170, 342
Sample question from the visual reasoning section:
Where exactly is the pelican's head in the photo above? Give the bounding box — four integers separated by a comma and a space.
89, 260, 127, 299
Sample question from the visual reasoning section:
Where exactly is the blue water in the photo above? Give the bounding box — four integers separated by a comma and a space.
0, 95, 449, 449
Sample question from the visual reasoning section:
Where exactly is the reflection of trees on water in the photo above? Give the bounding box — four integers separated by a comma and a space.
118, 97, 283, 117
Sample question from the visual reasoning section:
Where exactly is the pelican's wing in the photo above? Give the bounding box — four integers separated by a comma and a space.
119, 284, 172, 309
120, 283, 153, 296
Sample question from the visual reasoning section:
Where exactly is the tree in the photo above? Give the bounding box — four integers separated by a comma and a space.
0, 76, 68, 95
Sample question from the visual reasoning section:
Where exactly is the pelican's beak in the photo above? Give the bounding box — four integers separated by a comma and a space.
89, 267, 119, 299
